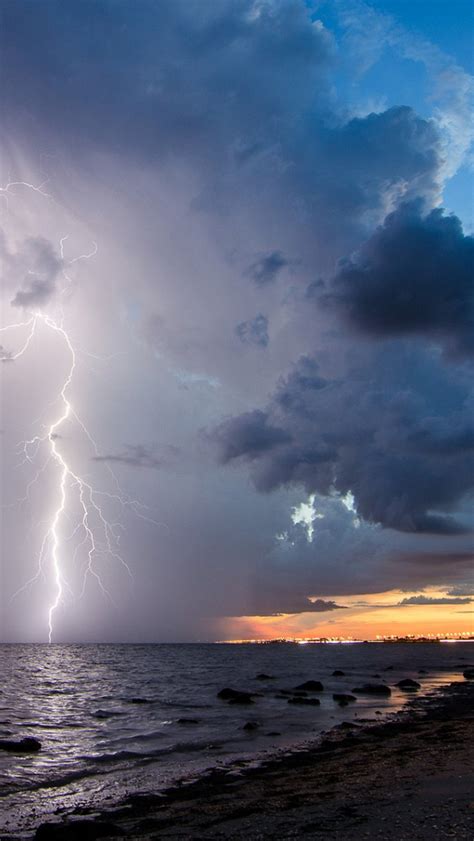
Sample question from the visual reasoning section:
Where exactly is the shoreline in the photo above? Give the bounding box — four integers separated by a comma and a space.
29, 678, 474, 840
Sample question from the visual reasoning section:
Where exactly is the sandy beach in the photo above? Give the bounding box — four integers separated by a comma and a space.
29, 678, 474, 840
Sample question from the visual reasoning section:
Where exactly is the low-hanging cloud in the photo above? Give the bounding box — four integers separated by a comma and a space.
210, 348, 474, 535
398, 595, 472, 606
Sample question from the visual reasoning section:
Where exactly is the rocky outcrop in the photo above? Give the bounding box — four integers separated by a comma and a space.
351, 683, 391, 696
333, 693, 356, 703
0, 737, 41, 752
396, 679, 421, 691
332, 670, 345, 676
35, 820, 124, 839
288, 697, 320, 706
293, 680, 324, 692
217, 688, 254, 704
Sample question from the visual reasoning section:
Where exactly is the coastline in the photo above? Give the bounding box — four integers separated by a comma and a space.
30, 678, 474, 840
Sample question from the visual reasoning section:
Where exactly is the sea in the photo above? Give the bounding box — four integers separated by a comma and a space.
0, 642, 472, 837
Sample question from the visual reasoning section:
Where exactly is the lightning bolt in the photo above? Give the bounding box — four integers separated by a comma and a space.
2, 178, 160, 641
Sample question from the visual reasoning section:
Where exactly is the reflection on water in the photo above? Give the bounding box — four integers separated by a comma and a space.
0, 642, 471, 836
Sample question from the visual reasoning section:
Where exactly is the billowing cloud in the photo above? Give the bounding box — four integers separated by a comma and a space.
324, 201, 474, 357
236, 314, 269, 347
210, 348, 474, 535
1, 0, 473, 642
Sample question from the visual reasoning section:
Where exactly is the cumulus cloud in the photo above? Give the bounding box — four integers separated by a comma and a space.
324, 201, 474, 357
236, 314, 269, 347
210, 348, 474, 535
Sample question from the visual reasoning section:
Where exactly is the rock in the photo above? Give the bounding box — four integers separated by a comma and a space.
372, 674, 381, 679
229, 695, 254, 705
351, 684, 391, 697
396, 678, 421, 690
288, 697, 320, 706
254, 673, 274, 680
177, 718, 199, 725
332, 670, 345, 676
333, 693, 356, 703
266, 731, 281, 736
129, 697, 152, 704
383, 665, 394, 671
217, 687, 253, 703
0, 737, 41, 753
463, 668, 474, 680
293, 680, 324, 692
35, 820, 125, 839
243, 721, 260, 731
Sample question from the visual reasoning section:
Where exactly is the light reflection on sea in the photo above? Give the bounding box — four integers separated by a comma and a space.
0, 642, 471, 837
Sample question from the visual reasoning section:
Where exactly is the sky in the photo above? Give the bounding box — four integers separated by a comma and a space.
0, 0, 473, 643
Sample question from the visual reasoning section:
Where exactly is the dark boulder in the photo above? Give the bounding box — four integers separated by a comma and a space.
396, 679, 421, 691
0, 737, 41, 753
333, 693, 356, 703
177, 718, 199, 725
288, 697, 320, 706
332, 670, 345, 676
294, 681, 324, 692
351, 684, 391, 697
229, 694, 254, 705
254, 673, 274, 680
463, 668, 474, 680
35, 820, 124, 840
217, 688, 253, 703
129, 697, 152, 704
243, 721, 260, 731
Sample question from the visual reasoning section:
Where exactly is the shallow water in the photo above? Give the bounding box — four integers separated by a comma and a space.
0, 642, 471, 836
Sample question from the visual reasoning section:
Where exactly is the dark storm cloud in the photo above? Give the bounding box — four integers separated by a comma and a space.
398, 595, 472, 606
92, 444, 178, 470
0, 231, 62, 310
209, 348, 474, 535
244, 252, 288, 286
324, 201, 474, 357
213, 409, 292, 463
233, 597, 347, 616
236, 314, 269, 347
1, 1, 443, 256
0, 0, 332, 163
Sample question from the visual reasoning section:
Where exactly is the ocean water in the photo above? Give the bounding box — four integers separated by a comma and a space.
0, 642, 471, 837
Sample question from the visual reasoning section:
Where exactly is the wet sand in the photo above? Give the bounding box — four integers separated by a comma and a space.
30, 679, 474, 840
